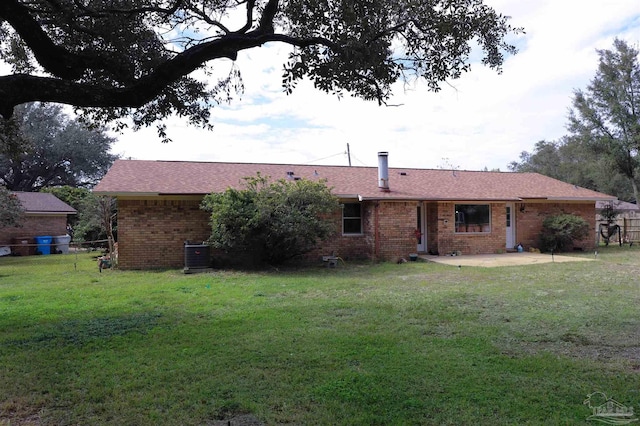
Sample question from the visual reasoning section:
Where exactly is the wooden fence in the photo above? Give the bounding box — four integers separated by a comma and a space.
597, 218, 640, 245
622, 217, 640, 242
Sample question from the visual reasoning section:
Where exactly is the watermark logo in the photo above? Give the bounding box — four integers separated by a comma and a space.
584, 392, 638, 425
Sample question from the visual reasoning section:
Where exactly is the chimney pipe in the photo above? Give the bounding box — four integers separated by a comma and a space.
378, 152, 390, 191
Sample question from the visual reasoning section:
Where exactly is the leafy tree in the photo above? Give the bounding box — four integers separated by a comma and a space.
509, 138, 634, 202
40, 186, 91, 216
568, 38, 640, 205
0, 103, 117, 191
0, 0, 522, 138
75, 195, 117, 248
0, 185, 23, 228
539, 214, 589, 253
40, 186, 90, 236
201, 174, 339, 265
40, 186, 117, 249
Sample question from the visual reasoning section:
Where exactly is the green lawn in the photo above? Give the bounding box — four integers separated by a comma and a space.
1, 248, 639, 425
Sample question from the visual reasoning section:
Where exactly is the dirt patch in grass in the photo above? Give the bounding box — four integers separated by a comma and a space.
0, 397, 43, 426
499, 331, 640, 372
208, 414, 264, 426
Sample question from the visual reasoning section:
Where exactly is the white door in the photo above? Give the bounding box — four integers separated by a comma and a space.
506, 203, 515, 249
417, 203, 427, 252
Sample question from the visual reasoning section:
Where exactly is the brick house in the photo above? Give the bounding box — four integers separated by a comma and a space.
94, 153, 614, 270
0, 192, 76, 255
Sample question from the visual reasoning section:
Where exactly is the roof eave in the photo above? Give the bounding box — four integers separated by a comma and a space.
26, 211, 76, 215
545, 196, 617, 201
94, 191, 160, 197
357, 196, 523, 202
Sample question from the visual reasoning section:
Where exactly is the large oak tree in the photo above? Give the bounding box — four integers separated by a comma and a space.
0, 103, 117, 191
0, 0, 522, 137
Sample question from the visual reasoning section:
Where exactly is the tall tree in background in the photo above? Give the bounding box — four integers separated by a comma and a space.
509, 138, 634, 201
0, 0, 522, 140
509, 140, 565, 178
0, 103, 117, 191
568, 39, 640, 205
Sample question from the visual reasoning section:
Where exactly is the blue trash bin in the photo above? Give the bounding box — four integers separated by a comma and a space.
34, 236, 53, 255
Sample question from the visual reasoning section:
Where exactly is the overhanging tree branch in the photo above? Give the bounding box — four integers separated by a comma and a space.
0, 0, 522, 130
0, 0, 128, 80
0, 32, 339, 118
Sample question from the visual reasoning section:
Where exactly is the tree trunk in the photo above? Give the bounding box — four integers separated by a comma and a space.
631, 178, 640, 206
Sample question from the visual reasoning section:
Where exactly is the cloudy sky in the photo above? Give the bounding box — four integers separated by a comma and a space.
110, 0, 640, 171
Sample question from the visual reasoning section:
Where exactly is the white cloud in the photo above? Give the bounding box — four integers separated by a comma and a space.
110, 0, 640, 171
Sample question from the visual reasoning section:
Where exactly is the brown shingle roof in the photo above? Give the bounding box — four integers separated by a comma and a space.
14, 192, 77, 214
93, 159, 615, 202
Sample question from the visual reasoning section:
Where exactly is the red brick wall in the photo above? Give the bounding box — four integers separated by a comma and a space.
434, 202, 507, 255
308, 204, 373, 261
427, 201, 597, 255
294, 201, 418, 262
115, 197, 598, 269
0, 215, 68, 254
376, 201, 416, 260
515, 202, 596, 251
117, 198, 211, 269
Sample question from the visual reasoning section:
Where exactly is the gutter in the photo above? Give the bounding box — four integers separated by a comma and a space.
358, 195, 523, 202
25, 211, 77, 215
545, 196, 618, 201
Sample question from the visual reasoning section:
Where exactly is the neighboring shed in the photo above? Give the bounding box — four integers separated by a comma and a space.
0, 192, 77, 255
94, 154, 615, 270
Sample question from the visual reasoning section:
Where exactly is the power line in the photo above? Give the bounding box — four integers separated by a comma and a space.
304, 151, 347, 165
350, 153, 369, 167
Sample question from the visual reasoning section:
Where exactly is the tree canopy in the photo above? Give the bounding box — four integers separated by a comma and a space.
0, 0, 522, 137
0, 185, 23, 229
508, 138, 634, 202
0, 103, 118, 191
568, 38, 640, 205
510, 39, 640, 204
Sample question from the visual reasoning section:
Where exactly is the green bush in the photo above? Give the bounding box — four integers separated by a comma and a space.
539, 214, 589, 252
201, 174, 339, 266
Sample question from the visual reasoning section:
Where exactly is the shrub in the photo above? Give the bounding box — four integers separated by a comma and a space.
539, 214, 589, 252
201, 174, 339, 266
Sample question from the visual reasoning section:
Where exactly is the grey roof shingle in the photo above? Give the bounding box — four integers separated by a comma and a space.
94, 159, 615, 202
13, 192, 77, 214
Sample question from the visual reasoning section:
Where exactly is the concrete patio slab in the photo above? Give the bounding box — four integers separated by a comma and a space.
420, 252, 595, 267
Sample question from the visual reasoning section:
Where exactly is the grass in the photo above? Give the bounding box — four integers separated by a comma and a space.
0, 247, 639, 425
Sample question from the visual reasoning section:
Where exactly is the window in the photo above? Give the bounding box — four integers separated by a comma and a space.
455, 204, 490, 233
343, 203, 362, 234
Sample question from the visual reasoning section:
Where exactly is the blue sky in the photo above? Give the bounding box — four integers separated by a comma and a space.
107, 0, 640, 170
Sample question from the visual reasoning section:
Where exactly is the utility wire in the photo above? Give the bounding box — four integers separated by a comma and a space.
304, 151, 347, 165
350, 154, 370, 167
